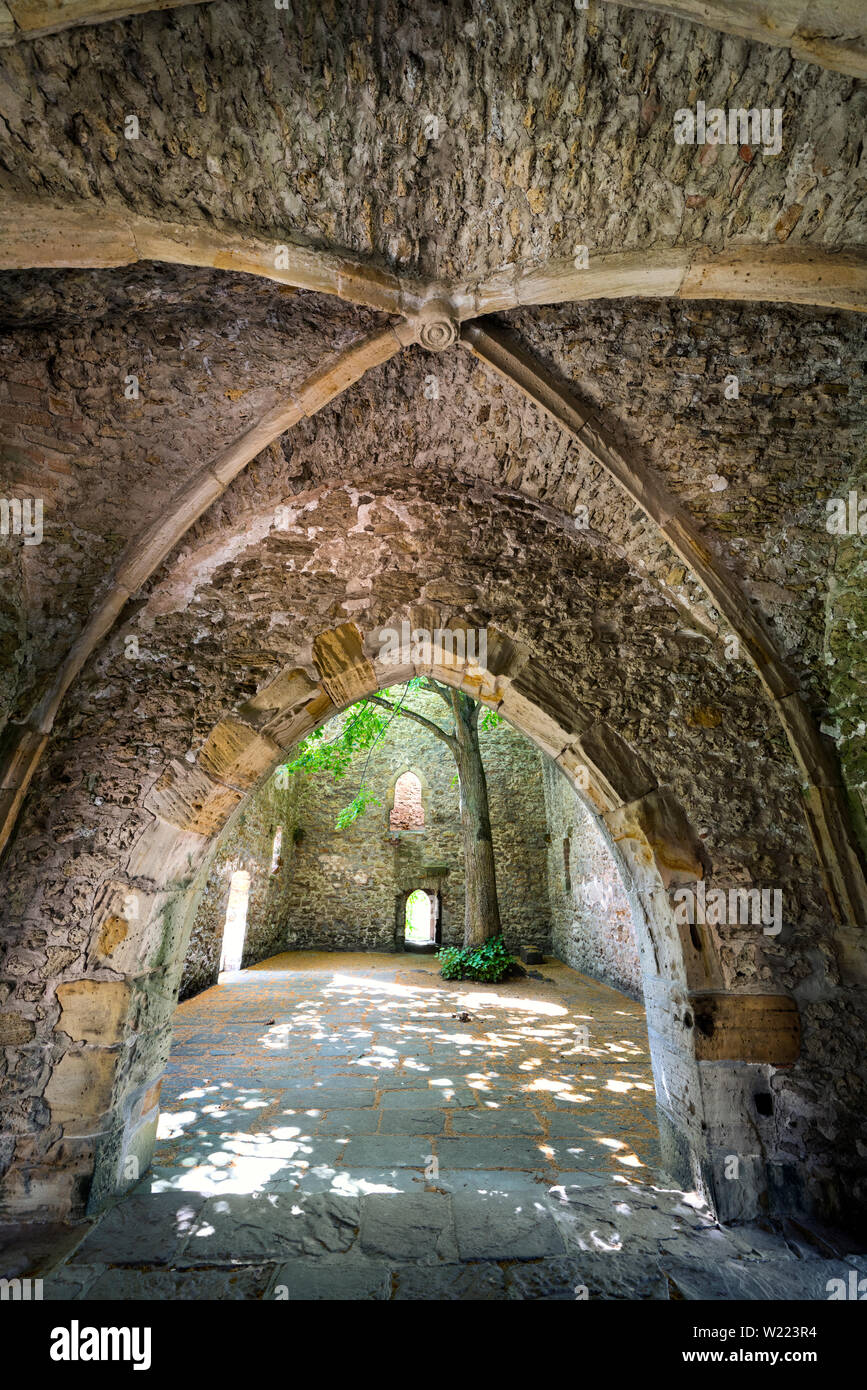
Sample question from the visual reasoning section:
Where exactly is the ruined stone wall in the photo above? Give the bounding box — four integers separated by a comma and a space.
542, 761, 642, 999
178, 776, 302, 1001
181, 692, 647, 993
181, 690, 552, 979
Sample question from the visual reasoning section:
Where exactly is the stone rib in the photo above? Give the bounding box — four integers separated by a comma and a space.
460, 316, 867, 928
3, 201, 865, 316
0, 324, 405, 858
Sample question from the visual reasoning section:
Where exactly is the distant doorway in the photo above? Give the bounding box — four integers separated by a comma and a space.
404, 887, 437, 952
405, 888, 433, 941
219, 869, 251, 974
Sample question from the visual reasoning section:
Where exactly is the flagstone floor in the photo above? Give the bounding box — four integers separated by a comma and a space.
9, 953, 865, 1300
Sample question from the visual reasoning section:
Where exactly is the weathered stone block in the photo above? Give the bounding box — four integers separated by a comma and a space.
126, 819, 209, 886
196, 716, 282, 790
267, 691, 334, 751
509, 664, 592, 742
603, 791, 704, 892
238, 667, 319, 726
574, 722, 656, 808
690, 992, 801, 1064
312, 624, 376, 705
44, 1049, 118, 1126
55, 979, 131, 1045
144, 759, 242, 835
0, 1012, 35, 1044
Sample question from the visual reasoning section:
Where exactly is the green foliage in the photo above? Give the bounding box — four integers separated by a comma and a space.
438, 935, 517, 983
273, 677, 502, 833
274, 680, 424, 829
279, 685, 421, 781
334, 787, 382, 830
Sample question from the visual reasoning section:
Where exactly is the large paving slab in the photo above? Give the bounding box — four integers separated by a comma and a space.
187, 1192, 360, 1262
270, 1256, 392, 1300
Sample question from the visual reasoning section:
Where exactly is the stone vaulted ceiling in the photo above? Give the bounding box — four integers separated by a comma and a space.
0, 0, 866, 928
1, 0, 867, 1235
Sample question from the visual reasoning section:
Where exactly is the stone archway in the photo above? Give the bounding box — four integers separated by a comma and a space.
0, 619, 812, 1227
402, 889, 436, 948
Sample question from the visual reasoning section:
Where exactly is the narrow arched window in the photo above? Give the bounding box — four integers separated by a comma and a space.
270, 826, 283, 873
390, 771, 424, 830
219, 869, 250, 974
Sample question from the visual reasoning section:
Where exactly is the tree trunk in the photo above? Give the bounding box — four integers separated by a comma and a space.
452, 691, 501, 947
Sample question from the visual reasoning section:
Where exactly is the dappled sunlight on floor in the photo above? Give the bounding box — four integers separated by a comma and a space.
148, 951, 662, 1198
27, 953, 861, 1300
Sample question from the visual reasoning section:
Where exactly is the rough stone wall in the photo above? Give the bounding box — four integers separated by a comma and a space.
0, 269, 387, 726
542, 760, 641, 999
178, 776, 301, 1001
181, 689, 552, 973
507, 301, 867, 736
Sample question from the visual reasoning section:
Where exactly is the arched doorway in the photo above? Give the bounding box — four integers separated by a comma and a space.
403, 887, 438, 952
218, 870, 251, 975
0, 625, 824, 1230
405, 888, 432, 941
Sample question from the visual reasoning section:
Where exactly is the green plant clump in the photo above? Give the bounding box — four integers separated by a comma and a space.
438, 936, 517, 983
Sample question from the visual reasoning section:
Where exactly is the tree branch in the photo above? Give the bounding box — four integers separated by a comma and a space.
366, 694, 457, 753
421, 676, 454, 708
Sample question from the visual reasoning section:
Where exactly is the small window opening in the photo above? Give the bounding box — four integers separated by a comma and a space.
390, 771, 424, 830
219, 869, 251, 974
405, 888, 434, 943
563, 837, 571, 891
